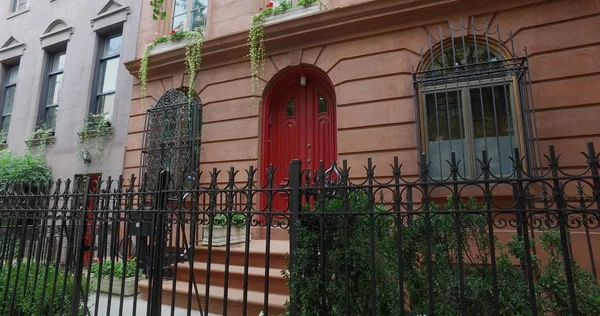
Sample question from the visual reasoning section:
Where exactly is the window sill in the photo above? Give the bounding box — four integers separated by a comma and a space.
148, 39, 190, 57
7, 7, 29, 20
263, 3, 321, 26
25, 136, 56, 148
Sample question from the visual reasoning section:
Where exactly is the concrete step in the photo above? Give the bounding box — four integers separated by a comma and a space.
193, 240, 289, 271
172, 262, 289, 295
139, 279, 287, 316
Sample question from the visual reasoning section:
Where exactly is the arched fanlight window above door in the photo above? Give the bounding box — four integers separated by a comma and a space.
140, 88, 202, 188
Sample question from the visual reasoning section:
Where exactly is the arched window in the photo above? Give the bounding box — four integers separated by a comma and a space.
141, 89, 202, 188
413, 26, 538, 179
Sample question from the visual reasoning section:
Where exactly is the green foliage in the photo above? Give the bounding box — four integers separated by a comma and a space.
0, 150, 52, 187
77, 114, 113, 161
26, 124, 54, 155
139, 29, 203, 103
284, 193, 600, 315
149, 0, 167, 20
0, 261, 82, 316
297, 0, 316, 6
211, 214, 246, 227
248, 12, 266, 107
0, 132, 7, 145
90, 257, 143, 279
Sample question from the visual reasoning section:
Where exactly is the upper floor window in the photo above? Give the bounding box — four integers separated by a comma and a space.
171, 0, 208, 33
95, 34, 122, 118
1, 65, 18, 136
42, 52, 66, 129
413, 23, 538, 179
11, 0, 29, 12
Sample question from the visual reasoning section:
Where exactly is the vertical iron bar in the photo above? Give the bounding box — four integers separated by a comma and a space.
513, 148, 538, 316
450, 152, 466, 315
420, 153, 435, 315
393, 157, 405, 315
367, 158, 377, 315
289, 160, 302, 316
70, 176, 90, 316
548, 146, 579, 314
242, 166, 255, 316
150, 171, 169, 316
481, 150, 500, 315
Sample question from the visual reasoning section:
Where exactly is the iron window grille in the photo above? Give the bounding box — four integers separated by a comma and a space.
141, 89, 202, 189
11, 0, 28, 12
42, 52, 66, 130
171, 0, 208, 33
0, 65, 18, 136
94, 34, 122, 118
412, 19, 540, 180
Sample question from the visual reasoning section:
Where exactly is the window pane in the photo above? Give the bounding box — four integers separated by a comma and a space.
172, 14, 187, 31
286, 98, 294, 117
12, 0, 28, 12
318, 94, 327, 113
97, 93, 115, 118
98, 57, 119, 93
173, 0, 188, 15
7, 66, 18, 84
103, 35, 122, 56
45, 107, 57, 129
51, 53, 66, 72
46, 73, 63, 106
190, 6, 207, 32
1, 115, 10, 134
470, 85, 515, 177
425, 90, 468, 178
3, 86, 15, 115
192, 0, 208, 10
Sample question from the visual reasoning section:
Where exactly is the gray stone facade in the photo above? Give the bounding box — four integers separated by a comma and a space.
0, 0, 141, 181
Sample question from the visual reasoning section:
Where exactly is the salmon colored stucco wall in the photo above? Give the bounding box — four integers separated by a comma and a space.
125, 0, 600, 185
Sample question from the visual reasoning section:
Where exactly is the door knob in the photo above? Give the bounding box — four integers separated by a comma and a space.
307, 143, 311, 148
307, 159, 311, 163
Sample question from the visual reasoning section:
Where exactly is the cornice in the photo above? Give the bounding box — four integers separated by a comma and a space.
124, 0, 545, 78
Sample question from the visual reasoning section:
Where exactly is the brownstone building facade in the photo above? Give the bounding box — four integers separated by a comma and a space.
124, 0, 600, 188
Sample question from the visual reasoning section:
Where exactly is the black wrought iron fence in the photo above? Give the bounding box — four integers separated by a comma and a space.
0, 143, 598, 315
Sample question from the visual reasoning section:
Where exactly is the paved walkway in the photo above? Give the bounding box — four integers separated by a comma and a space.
89, 294, 221, 316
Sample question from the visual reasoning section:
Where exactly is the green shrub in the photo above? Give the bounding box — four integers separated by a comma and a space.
284, 192, 600, 315
90, 257, 142, 279
0, 261, 82, 316
0, 150, 52, 188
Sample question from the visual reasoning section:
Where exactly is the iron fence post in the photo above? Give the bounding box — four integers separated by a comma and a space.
70, 176, 90, 316
288, 159, 302, 316
548, 146, 579, 315
149, 171, 170, 316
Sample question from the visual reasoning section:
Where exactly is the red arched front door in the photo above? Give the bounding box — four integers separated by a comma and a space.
262, 69, 337, 211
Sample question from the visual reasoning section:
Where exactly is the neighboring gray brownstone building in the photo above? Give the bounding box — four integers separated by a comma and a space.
0, 0, 142, 181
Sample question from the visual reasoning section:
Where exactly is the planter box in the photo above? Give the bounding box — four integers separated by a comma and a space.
202, 226, 248, 246
149, 39, 189, 55
264, 3, 320, 26
89, 275, 144, 296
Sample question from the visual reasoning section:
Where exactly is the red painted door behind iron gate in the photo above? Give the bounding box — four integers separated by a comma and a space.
264, 73, 337, 212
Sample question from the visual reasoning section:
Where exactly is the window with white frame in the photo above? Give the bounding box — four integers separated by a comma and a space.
171, 0, 208, 33
95, 34, 122, 118
1, 65, 18, 136
11, 0, 29, 12
43, 52, 66, 129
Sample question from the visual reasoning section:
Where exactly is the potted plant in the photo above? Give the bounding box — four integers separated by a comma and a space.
203, 213, 248, 246
89, 257, 145, 296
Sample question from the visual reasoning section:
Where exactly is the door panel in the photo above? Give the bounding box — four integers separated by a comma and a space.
265, 74, 337, 212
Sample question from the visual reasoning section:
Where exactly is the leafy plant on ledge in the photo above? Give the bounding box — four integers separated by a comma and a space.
149, 0, 167, 20
139, 29, 203, 104
248, 1, 326, 107
25, 124, 54, 154
211, 213, 246, 227
0, 132, 7, 147
77, 114, 114, 161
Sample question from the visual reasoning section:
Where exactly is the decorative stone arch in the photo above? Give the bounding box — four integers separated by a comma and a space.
43, 19, 69, 35
140, 88, 202, 188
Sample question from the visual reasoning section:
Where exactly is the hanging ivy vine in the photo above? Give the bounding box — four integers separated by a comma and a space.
149, 0, 167, 20
248, 12, 266, 107
248, 1, 326, 107
76, 114, 114, 162
138, 29, 203, 103
25, 124, 54, 155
